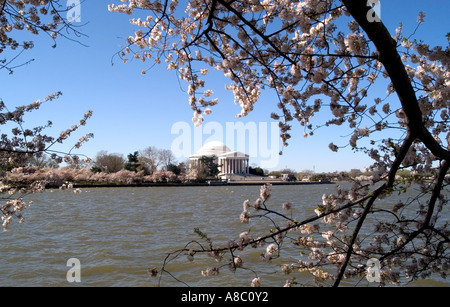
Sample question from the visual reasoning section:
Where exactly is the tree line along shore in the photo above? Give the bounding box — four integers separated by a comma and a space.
1, 149, 417, 189
2, 148, 422, 189
2, 163, 419, 190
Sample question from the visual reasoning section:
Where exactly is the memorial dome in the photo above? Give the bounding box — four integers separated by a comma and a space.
192, 141, 231, 157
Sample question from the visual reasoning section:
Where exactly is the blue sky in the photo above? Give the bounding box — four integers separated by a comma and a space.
0, 0, 448, 172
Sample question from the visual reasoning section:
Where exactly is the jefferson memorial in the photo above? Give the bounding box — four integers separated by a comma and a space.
189, 141, 250, 179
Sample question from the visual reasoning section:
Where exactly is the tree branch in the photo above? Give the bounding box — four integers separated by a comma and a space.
333, 131, 415, 286
342, 0, 423, 135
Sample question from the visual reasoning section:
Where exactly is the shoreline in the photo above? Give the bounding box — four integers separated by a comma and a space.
66, 180, 335, 189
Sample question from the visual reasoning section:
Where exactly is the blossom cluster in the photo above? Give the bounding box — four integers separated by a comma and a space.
1, 198, 30, 230
239, 184, 270, 223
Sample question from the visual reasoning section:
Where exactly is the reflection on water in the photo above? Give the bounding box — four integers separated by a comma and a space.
0, 184, 448, 286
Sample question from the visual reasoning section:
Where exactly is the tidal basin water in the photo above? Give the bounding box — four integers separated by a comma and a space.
0, 184, 448, 287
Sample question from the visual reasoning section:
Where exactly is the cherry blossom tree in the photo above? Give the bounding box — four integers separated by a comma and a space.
1, 0, 92, 230
111, 0, 449, 286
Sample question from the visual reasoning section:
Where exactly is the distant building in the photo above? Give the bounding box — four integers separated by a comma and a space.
282, 173, 296, 181
189, 141, 249, 179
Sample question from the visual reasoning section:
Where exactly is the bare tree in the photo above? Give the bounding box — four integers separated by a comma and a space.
139, 146, 162, 174
158, 148, 176, 171
27, 154, 59, 169
93, 151, 125, 173
139, 146, 177, 172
